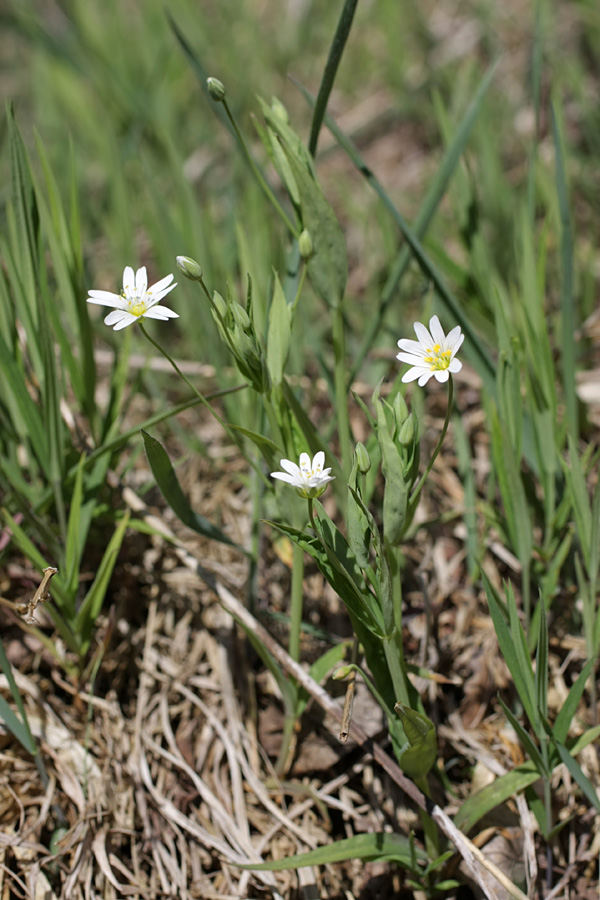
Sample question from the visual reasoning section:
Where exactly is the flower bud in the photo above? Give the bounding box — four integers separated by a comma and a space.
231, 301, 252, 332
354, 442, 371, 474
176, 255, 203, 281
207, 77, 226, 102
270, 97, 289, 124
332, 665, 353, 681
212, 290, 228, 318
393, 391, 409, 426
298, 228, 313, 259
398, 414, 415, 446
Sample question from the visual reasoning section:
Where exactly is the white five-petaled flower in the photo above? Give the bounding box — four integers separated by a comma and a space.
271, 451, 335, 499
396, 315, 464, 386
86, 266, 178, 331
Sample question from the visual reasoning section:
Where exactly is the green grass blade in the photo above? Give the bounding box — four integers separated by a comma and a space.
141, 431, 243, 551
292, 80, 496, 394
240, 832, 426, 871
345, 59, 499, 385
308, 0, 359, 157
482, 575, 536, 726
551, 100, 578, 441
454, 761, 540, 833
0, 637, 36, 756
553, 658, 595, 744
555, 740, 600, 814
74, 511, 130, 655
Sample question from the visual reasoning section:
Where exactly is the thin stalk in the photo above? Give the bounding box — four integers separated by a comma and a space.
332, 302, 351, 476
308, 0, 359, 157
409, 376, 454, 513
138, 322, 263, 480
289, 542, 305, 662
220, 99, 297, 236
384, 542, 411, 707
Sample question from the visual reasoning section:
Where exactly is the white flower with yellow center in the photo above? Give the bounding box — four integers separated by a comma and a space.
397, 315, 464, 386
87, 266, 178, 330
271, 451, 335, 499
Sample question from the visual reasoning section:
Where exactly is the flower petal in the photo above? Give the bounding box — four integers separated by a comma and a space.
271, 472, 299, 485
87, 290, 124, 308
429, 315, 446, 347
135, 267, 148, 292
312, 451, 325, 472
299, 452, 311, 474
397, 338, 425, 356
146, 282, 177, 307
396, 351, 428, 367
413, 321, 434, 349
148, 273, 175, 296
143, 306, 179, 320
433, 369, 450, 383
448, 358, 462, 373
445, 325, 463, 351
279, 459, 301, 477
402, 366, 427, 383
123, 266, 135, 292
106, 310, 137, 330
417, 370, 434, 386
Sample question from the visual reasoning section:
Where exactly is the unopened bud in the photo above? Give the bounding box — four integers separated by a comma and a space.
398, 414, 415, 446
298, 228, 313, 259
355, 442, 371, 475
332, 665, 353, 681
270, 97, 289, 124
176, 255, 203, 281
207, 77, 226, 102
393, 391, 409, 426
212, 290, 228, 318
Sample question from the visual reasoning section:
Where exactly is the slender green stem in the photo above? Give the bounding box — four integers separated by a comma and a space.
139, 323, 228, 431
332, 303, 351, 476
409, 375, 454, 512
289, 542, 305, 662
308, 0, 359, 157
291, 263, 308, 315
138, 322, 265, 481
384, 542, 411, 707
220, 99, 297, 236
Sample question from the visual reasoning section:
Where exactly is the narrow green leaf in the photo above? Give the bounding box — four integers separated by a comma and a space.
0, 637, 36, 755
498, 697, 546, 775
281, 144, 347, 306
240, 832, 426, 871
266, 272, 291, 385
483, 575, 536, 725
454, 761, 540, 833
553, 658, 595, 744
142, 431, 242, 550
74, 512, 130, 654
551, 100, 577, 442
555, 740, 600, 814
535, 593, 548, 720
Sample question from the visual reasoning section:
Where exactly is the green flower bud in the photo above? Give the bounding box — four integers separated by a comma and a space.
270, 96, 289, 124
176, 255, 203, 281
231, 301, 252, 332
393, 391, 409, 427
207, 77, 226, 102
332, 665, 353, 681
212, 290, 228, 318
298, 228, 313, 259
398, 414, 415, 446
354, 442, 371, 474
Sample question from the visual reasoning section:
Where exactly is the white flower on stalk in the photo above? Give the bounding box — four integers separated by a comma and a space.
271, 451, 335, 499
87, 266, 178, 330
396, 315, 464, 386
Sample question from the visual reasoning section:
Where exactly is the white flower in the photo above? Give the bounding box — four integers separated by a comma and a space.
87, 266, 178, 330
271, 451, 335, 499
396, 315, 464, 386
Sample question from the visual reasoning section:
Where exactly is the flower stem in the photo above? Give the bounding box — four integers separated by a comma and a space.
408, 375, 454, 512
332, 302, 351, 478
220, 99, 297, 236
138, 322, 265, 480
